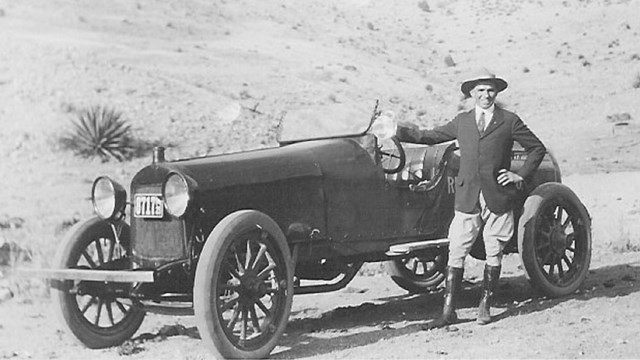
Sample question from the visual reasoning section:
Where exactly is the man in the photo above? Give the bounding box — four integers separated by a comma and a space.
395, 68, 546, 327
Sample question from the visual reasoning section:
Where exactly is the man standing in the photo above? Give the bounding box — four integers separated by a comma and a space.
395, 69, 546, 327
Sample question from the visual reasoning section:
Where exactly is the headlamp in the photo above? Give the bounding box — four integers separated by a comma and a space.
91, 176, 127, 220
162, 172, 193, 218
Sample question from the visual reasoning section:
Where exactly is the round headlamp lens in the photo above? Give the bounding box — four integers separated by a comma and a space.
164, 173, 190, 217
92, 177, 117, 219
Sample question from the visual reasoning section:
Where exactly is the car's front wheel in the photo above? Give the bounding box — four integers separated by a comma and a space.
194, 210, 294, 359
52, 217, 145, 348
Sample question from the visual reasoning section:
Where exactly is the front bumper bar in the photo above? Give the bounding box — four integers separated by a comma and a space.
18, 268, 155, 283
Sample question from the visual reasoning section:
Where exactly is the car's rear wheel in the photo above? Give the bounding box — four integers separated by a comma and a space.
53, 217, 145, 348
386, 248, 448, 293
194, 210, 294, 359
518, 183, 592, 298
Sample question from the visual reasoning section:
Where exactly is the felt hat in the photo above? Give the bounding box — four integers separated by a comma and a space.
460, 68, 508, 97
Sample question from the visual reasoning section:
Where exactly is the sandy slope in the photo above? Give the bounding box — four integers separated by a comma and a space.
1, 0, 640, 359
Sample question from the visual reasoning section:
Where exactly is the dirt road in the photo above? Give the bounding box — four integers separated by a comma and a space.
2, 252, 640, 359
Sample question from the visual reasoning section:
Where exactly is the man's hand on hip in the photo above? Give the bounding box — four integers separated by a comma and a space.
497, 169, 523, 186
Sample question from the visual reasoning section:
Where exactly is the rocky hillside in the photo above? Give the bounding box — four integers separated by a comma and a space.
0, 0, 639, 282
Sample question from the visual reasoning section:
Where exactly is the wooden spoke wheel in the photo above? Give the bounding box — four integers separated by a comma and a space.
53, 217, 145, 348
519, 183, 592, 298
386, 248, 448, 293
194, 210, 293, 359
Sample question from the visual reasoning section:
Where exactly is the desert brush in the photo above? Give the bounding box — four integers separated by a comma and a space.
61, 105, 134, 161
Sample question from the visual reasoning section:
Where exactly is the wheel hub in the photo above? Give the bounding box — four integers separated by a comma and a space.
550, 225, 568, 255
237, 270, 267, 301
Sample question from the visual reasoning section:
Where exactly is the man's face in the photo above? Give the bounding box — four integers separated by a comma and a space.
470, 82, 497, 109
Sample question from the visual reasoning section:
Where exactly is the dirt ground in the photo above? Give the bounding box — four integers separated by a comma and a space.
1, 0, 640, 359
2, 249, 640, 359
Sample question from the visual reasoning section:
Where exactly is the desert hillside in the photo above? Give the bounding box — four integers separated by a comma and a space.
1, 0, 640, 258
1, 0, 640, 358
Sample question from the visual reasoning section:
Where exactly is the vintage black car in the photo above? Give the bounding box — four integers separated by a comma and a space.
34, 105, 591, 359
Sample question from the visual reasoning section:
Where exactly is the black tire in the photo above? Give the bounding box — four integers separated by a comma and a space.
194, 210, 294, 359
518, 183, 592, 298
52, 217, 145, 348
386, 248, 448, 293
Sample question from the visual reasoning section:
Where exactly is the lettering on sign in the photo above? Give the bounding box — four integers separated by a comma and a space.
447, 176, 456, 194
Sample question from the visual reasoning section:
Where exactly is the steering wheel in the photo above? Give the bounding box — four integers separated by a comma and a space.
378, 137, 406, 174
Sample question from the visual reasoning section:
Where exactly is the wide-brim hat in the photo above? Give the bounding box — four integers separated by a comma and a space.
460, 68, 508, 97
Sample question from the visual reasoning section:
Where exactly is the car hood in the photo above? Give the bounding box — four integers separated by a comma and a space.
131, 137, 374, 191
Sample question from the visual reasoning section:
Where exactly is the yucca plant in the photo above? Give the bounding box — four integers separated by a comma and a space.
60, 105, 134, 161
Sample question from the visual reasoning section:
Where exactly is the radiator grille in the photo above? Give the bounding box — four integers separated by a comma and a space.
131, 185, 186, 262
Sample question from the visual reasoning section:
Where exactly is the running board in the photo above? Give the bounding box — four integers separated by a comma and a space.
140, 301, 194, 316
386, 238, 449, 256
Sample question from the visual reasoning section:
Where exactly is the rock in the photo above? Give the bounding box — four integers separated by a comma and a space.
444, 54, 456, 67
417, 1, 430, 12
158, 324, 189, 338
0, 286, 13, 302
606, 113, 632, 123
118, 340, 144, 356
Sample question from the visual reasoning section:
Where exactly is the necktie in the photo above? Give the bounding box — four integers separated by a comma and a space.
477, 111, 485, 135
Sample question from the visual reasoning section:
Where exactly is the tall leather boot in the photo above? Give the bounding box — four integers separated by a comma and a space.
477, 264, 501, 325
423, 266, 463, 329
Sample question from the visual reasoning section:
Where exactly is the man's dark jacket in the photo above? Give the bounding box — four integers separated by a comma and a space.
396, 106, 546, 214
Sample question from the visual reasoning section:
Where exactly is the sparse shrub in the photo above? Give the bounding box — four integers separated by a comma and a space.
60, 105, 134, 161
54, 214, 81, 237
604, 214, 640, 254
0, 238, 33, 267
611, 227, 640, 254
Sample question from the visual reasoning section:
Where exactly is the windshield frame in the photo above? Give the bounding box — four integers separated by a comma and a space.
276, 100, 379, 145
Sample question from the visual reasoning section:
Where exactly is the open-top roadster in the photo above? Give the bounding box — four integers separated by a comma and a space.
30, 104, 591, 358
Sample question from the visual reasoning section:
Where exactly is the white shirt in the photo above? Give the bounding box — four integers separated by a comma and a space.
475, 104, 495, 132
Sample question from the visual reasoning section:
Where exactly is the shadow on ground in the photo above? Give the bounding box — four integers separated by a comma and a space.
273, 260, 640, 359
